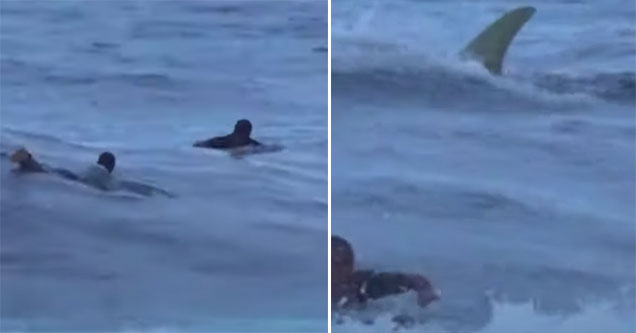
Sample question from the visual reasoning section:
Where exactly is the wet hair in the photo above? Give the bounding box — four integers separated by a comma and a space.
10, 148, 32, 163
233, 119, 252, 137
97, 151, 116, 173
332, 235, 354, 269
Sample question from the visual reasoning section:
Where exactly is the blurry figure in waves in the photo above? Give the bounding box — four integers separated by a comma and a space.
192, 119, 284, 157
9, 147, 173, 197
10, 148, 114, 190
193, 119, 262, 149
331, 235, 440, 311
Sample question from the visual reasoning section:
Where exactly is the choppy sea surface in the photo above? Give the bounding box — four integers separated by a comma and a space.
332, 0, 635, 332
1, 1, 327, 332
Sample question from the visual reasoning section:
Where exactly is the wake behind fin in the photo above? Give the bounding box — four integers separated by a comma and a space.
460, 6, 536, 75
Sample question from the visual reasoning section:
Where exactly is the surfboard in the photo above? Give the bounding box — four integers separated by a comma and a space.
229, 143, 284, 158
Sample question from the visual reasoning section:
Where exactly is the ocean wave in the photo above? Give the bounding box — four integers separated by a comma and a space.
1, 127, 93, 151
333, 62, 596, 112
332, 45, 628, 109
336, 177, 542, 222
1, 58, 184, 90
532, 71, 636, 103
333, 298, 635, 333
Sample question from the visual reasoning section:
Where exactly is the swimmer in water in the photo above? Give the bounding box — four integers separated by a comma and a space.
9, 147, 172, 197
10, 147, 49, 173
11, 148, 115, 189
332, 235, 440, 310
193, 119, 262, 149
81, 151, 116, 190
11, 148, 109, 181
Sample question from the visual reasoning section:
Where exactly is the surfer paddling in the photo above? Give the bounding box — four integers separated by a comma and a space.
332, 235, 440, 310
9, 147, 173, 197
193, 119, 262, 150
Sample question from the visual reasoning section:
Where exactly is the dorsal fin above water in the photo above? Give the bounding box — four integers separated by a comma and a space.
460, 6, 536, 75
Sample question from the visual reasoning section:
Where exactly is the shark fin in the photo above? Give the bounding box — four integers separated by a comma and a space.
460, 6, 536, 75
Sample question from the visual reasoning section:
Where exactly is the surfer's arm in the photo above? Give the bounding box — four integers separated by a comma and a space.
18, 159, 47, 172
358, 272, 440, 307
357, 272, 407, 301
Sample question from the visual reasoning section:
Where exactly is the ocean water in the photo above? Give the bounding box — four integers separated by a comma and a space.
332, 0, 635, 332
0, 0, 327, 332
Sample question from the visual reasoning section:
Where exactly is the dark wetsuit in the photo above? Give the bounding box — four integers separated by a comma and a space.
332, 235, 439, 310
194, 119, 262, 150
16, 157, 79, 180
351, 270, 432, 304
194, 135, 261, 149
17, 158, 46, 173
13, 153, 172, 197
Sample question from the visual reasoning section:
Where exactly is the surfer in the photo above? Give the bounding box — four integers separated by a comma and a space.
11, 148, 118, 190
9, 147, 172, 197
80, 151, 117, 190
10, 147, 48, 173
332, 235, 440, 310
10, 148, 112, 187
193, 119, 262, 149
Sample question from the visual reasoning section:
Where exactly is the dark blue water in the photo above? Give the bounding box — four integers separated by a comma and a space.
332, 0, 635, 332
1, 1, 327, 332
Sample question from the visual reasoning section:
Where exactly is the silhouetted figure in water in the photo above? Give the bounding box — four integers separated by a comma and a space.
10, 148, 47, 173
193, 119, 262, 149
11, 148, 114, 189
9, 148, 172, 197
332, 235, 440, 310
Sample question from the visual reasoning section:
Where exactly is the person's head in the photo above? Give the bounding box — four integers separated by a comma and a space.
233, 119, 253, 138
332, 235, 355, 281
97, 152, 116, 173
332, 235, 355, 304
10, 148, 32, 163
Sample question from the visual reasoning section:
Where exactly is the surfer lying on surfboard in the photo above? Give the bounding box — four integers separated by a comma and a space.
9, 147, 173, 197
193, 119, 262, 149
332, 235, 440, 310
193, 118, 283, 156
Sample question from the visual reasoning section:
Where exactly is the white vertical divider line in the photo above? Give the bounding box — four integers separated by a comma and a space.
327, 0, 332, 330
